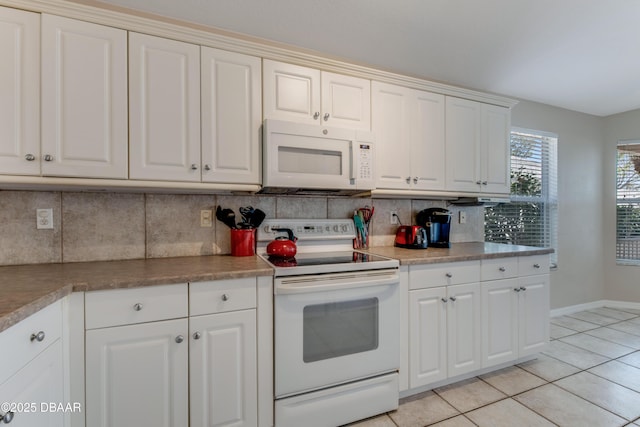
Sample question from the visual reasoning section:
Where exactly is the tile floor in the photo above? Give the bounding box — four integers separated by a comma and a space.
348, 306, 640, 427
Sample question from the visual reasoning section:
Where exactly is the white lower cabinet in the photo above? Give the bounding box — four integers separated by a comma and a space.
481, 256, 550, 369
84, 279, 260, 427
190, 310, 257, 427
85, 318, 189, 427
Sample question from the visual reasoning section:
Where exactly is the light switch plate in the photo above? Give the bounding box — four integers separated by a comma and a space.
37, 208, 54, 229
200, 209, 213, 227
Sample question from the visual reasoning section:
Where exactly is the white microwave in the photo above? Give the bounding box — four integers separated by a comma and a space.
261, 119, 375, 195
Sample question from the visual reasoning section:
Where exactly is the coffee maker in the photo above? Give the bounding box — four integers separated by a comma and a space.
417, 208, 452, 248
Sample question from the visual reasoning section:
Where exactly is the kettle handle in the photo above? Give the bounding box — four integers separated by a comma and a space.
272, 228, 297, 242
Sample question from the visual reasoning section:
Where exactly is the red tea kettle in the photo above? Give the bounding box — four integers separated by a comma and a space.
266, 228, 298, 258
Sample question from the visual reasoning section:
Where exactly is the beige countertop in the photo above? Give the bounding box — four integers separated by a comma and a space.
364, 242, 554, 265
0, 242, 553, 333
0, 255, 273, 333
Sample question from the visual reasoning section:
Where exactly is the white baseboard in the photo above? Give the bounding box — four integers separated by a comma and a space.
551, 299, 640, 317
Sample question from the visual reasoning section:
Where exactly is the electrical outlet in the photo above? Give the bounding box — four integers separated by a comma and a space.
37, 208, 54, 229
200, 209, 213, 227
390, 210, 399, 225
459, 211, 467, 224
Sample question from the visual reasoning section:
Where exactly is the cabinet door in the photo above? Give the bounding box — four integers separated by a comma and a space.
411, 90, 445, 190
41, 14, 128, 178
201, 47, 261, 184
481, 279, 519, 368
447, 282, 481, 377
321, 71, 371, 130
372, 81, 411, 189
0, 7, 39, 175
409, 287, 447, 388
518, 274, 550, 357
86, 318, 189, 427
445, 97, 481, 192
481, 104, 510, 194
0, 340, 64, 427
129, 32, 200, 182
263, 60, 320, 125
190, 310, 257, 427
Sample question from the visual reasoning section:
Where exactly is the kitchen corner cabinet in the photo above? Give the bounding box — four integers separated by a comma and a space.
481, 256, 550, 369
41, 15, 128, 179
372, 82, 445, 190
129, 32, 201, 182
201, 47, 261, 184
0, 6, 40, 176
408, 262, 481, 389
263, 59, 371, 130
0, 300, 65, 427
445, 97, 510, 194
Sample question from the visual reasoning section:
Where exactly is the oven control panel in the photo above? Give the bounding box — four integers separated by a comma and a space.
257, 219, 356, 242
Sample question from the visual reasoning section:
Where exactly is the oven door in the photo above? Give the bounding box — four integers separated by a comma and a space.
274, 269, 399, 398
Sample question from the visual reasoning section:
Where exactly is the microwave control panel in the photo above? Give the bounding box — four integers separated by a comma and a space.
357, 143, 373, 181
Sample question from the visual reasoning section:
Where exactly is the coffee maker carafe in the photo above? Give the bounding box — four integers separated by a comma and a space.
417, 208, 452, 248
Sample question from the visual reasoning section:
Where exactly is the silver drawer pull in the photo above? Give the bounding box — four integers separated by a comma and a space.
30, 331, 45, 342
441, 298, 448, 303
445, 273, 453, 278
193, 332, 201, 340
24, 154, 35, 161
221, 294, 229, 302
0, 411, 15, 423
499, 267, 506, 272
520, 286, 527, 291
449, 296, 457, 302
133, 303, 143, 311
514, 288, 521, 292
175, 335, 184, 344
533, 263, 541, 269
43, 154, 54, 162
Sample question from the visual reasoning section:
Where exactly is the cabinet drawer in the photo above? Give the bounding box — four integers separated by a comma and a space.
481, 257, 519, 281
190, 278, 256, 316
0, 300, 63, 385
518, 255, 550, 276
85, 284, 188, 329
409, 261, 480, 290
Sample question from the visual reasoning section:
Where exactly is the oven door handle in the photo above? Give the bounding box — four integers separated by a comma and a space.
275, 271, 399, 295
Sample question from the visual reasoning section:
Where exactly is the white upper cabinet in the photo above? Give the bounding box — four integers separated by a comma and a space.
446, 97, 510, 194
372, 81, 445, 190
41, 14, 128, 178
0, 7, 40, 176
263, 60, 371, 130
129, 32, 201, 182
201, 47, 261, 184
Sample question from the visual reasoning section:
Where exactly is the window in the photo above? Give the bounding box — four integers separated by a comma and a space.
616, 140, 640, 264
485, 128, 558, 265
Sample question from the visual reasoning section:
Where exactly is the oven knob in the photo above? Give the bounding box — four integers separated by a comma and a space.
333, 225, 339, 232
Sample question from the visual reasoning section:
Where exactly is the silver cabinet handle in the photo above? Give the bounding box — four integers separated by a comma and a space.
441, 298, 448, 303
413, 177, 418, 184
476, 180, 482, 185
43, 154, 53, 162
520, 286, 527, 291
533, 263, 541, 269
190, 164, 198, 170
499, 267, 506, 272
25, 154, 36, 161
133, 303, 143, 311
514, 288, 521, 292
405, 177, 411, 184
221, 294, 229, 302
0, 411, 15, 423
482, 181, 488, 185
30, 331, 45, 342
449, 296, 457, 302
313, 112, 320, 120
175, 335, 184, 344
193, 332, 201, 340
445, 273, 453, 278
204, 164, 211, 171
323, 113, 330, 121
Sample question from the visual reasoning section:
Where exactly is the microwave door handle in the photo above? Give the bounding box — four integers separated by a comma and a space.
349, 141, 356, 181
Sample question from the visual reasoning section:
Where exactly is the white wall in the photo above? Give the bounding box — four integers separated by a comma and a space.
603, 109, 640, 302
511, 100, 605, 309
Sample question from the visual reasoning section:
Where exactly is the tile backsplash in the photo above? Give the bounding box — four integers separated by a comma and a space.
0, 190, 485, 266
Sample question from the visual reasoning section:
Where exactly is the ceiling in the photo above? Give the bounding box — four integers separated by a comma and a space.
86, 0, 640, 116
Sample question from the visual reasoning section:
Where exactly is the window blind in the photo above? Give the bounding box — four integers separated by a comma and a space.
485, 129, 558, 264
616, 140, 640, 263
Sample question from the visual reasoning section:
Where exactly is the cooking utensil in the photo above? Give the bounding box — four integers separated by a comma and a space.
249, 208, 266, 228
215, 206, 237, 229
239, 206, 254, 223
267, 228, 297, 258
